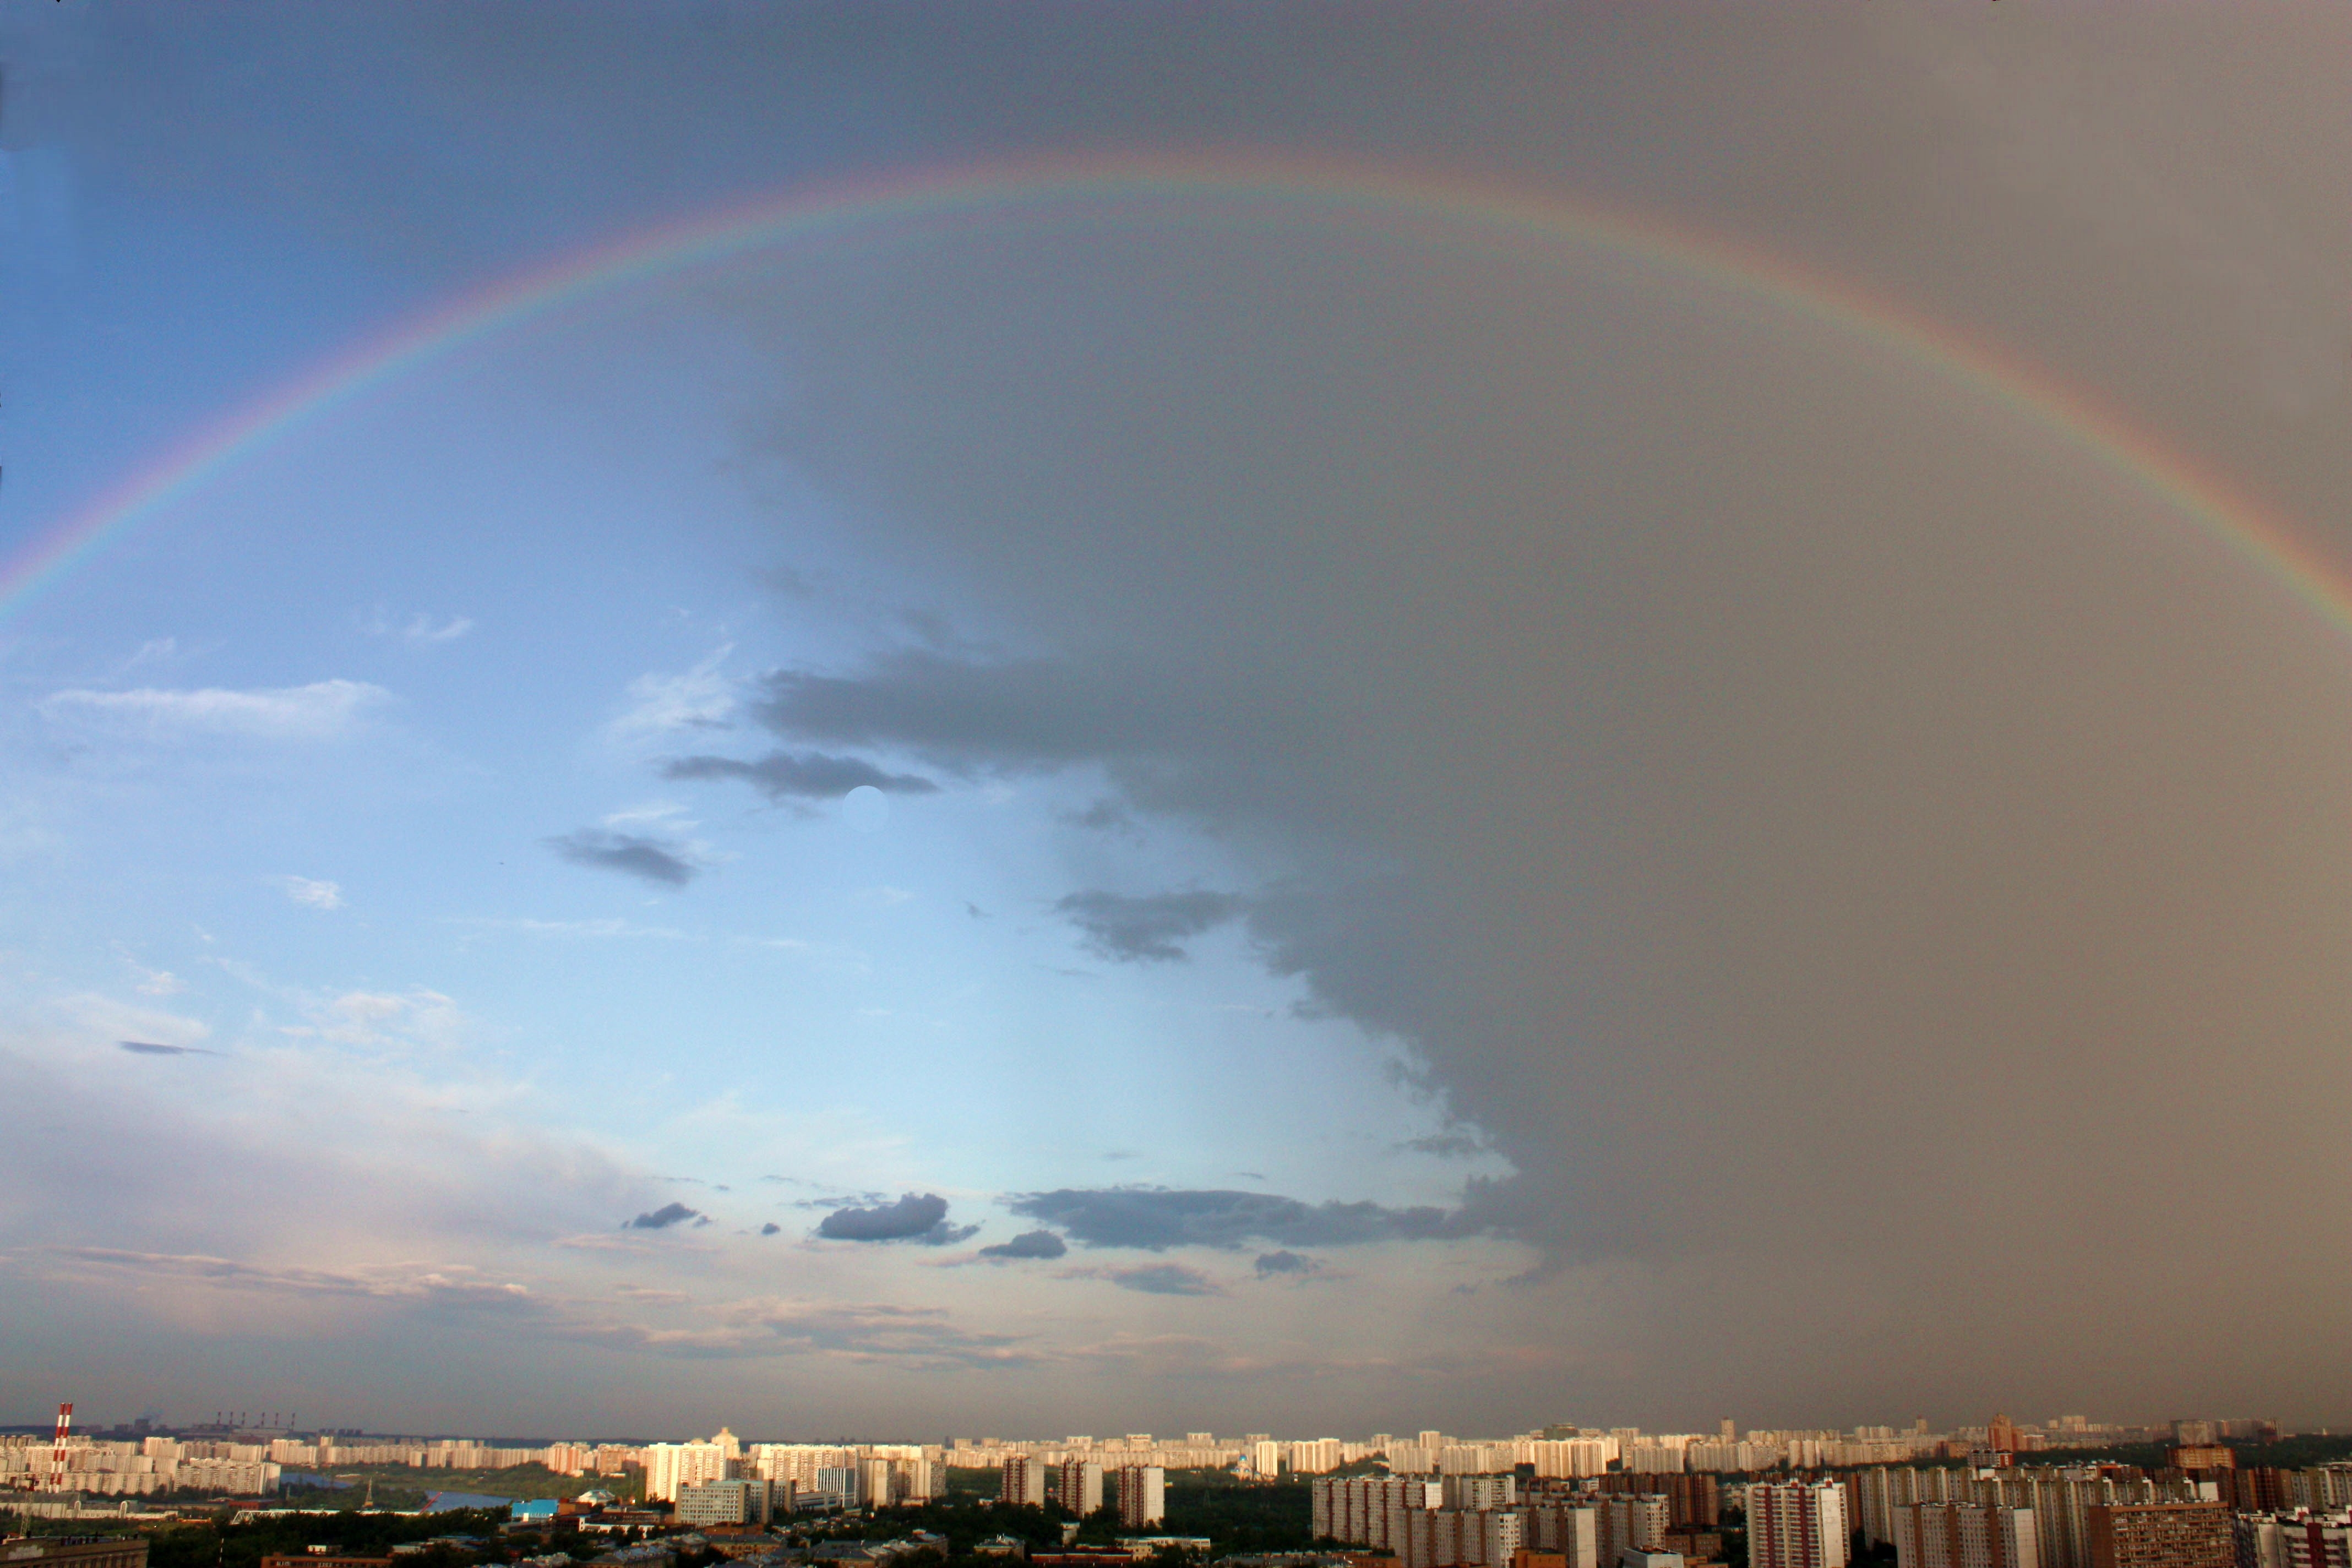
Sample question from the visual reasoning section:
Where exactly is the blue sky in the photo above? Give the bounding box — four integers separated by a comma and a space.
4, 3, 2352, 1438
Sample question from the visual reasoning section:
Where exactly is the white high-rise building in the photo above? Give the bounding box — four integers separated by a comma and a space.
1118, 1466, 1167, 1527
645, 1439, 731, 1502
1443, 1475, 1517, 1511
1291, 1439, 1346, 1475
1530, 1504, 1602, 1568
1751, 1483, 1851, 1568
1060, 1459, 1104, 1516
1251, 1441, 1283, 1478
1004, 1454, 1047, 1508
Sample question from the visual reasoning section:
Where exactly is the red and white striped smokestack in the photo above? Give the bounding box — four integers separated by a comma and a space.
49, 1402, 72, 1491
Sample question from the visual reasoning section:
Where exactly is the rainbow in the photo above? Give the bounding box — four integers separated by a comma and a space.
3, 150, 2342, 634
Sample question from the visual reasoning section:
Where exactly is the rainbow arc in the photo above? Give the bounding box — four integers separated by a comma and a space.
2, 152, 2338, 638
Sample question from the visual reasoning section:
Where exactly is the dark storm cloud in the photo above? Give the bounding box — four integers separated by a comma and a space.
748, 655, 1152, 765
662, 749, 939, 799
1064, 799, 1138, 834
119, 1040, 219, 1058
816, 1192, 978, 1246
626, 1202, 702, 1230
547, 830, 696, 886
1007, 1188, 1463, 1253
1055, 889, 1248, 963
1103, 1263, 1219, 1297
725, 94, 2352, 1423
58, 0, 2339, 1428
977, 1230, 1068, 1261
1254, 1250, 1316, 1278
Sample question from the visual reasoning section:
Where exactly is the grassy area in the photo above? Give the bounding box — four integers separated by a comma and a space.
309, 1461, 638, 1505
942, 1467, 1003, 1500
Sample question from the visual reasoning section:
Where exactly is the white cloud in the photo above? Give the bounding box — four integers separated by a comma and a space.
277, 875, 345, 911
361, 607, 473, 644
600, 801, 695, 832
402, 613, 473, 644
607, 646, 737, 743
39, 679, 391, 740
281, 987, 467, 1050
113, 946, 186, 997
449, 916, 689, 940
59, 993, 213, 1052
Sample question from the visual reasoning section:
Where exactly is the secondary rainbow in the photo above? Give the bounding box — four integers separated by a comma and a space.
3, 150, 2342, 636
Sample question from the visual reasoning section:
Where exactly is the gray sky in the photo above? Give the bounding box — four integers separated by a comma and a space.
2, 2, 2349, 1438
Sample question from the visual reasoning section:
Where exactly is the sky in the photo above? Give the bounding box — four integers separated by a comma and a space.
2, 2, 2350, 1442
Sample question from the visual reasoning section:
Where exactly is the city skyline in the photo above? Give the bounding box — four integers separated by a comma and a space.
4, 6, 2351, 1434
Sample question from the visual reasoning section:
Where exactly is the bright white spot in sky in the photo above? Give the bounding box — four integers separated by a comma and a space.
841, 784, 889, 832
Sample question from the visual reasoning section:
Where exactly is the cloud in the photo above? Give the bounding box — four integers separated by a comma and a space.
815, 1192, 978, 1246
547, 830, 698, 886
1254, 1250, 1317, 1278
565, 1293, 1034, 1369
38, 679, 391, 740
1006, 1188, 1466, 1252
50, 1248, 533, 1308
609, 648, 737, 742
449, 916, 688, 940
1101, 1263, 1220, 1297
119, 1040, 221, 1058
277, 875, 345, 911
1064, 799, 1138, 834
977, 1229, 1068, 1261
626, 1202, 703, 1230
1055, 889, 1248, 963
1399, 1131, 1485, 1158
760, 1222, 781, 1236
663, 750, 940, 800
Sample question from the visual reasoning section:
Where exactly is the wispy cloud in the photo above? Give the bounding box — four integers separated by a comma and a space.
449, 916, 689, 940
48, 1248, 534, 1306
1094, 1262, 1222, 1297
547, 830, 700, 887
39, 679, 391, 741
609, 647, 737, 743
364, 608, 473, 644
277, 875, 345, 911
663, 750, 939, 800
564, 1294, 1036, 1369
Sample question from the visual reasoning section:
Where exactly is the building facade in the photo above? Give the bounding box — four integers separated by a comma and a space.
1749, 1483, 1850, 1568
2088, 1504, 2232, 1568
1117, 1466, 1167, 1528
1060, 1458, 1105, 1517
1004, 1454, 1047, 1509
1892, 1503, 2040, 1568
